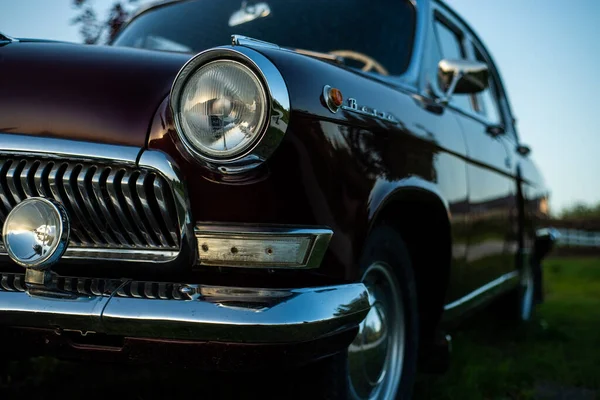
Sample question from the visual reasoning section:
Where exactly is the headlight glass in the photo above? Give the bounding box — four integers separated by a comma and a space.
177, 60, 268, 159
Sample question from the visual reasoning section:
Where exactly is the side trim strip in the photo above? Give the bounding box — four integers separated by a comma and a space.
443, 271, 519, 317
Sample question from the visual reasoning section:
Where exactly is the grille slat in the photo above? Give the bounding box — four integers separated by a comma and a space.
121, 170, 157, 247
7, 160, 25, 204
34, 161, 53, 198
63, 163, 102, 244
49, 162, 87, 245
77, 165, 117, 246
20, 160, 38, 198
91, 168, 130, 246
0, 160, 15, 215
106, 169, 145, 247
0, 156, 180, 253
153, 177, 179, 246
136, 172, 170, 247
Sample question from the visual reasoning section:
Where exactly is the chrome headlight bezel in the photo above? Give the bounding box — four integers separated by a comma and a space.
170, 46, 290, 174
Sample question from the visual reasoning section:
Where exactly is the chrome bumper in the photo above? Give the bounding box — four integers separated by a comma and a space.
0, 273, 370, 343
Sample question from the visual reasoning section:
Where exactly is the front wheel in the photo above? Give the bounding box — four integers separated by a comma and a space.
305, 226, 419, 399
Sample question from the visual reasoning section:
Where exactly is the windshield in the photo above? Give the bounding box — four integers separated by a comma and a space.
113, 0, 416, 76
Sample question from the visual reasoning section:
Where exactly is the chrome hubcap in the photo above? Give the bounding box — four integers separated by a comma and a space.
521, 264, 534, 320
348, 262, 404, 399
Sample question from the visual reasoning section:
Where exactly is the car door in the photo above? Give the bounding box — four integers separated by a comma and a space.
431, 9, 519, 297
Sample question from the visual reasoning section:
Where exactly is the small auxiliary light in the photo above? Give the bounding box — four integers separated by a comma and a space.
323, 85, 344, 113
195, 224, 333, 269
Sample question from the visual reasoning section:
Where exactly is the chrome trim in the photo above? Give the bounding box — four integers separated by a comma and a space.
341, 97, 399, 124
349, 261, 404, 399
194, 224, 332, 269
0, 32, 18, 45
136, 171, 169, 247
323, 85, 341, 113
0, 133, 140, 165
0, 156, 180, 250
91, 168, 129, 245
62, 247, 180, 262
2, 197, 70, 270
231, 34, 279, 49
0, 244, 180, 262
443, 271, 519, 320
138, 149, 195, 265
536, 227, 560, 242
436, 59, 489, 105
0, 272, 370, 343
0, 136, 189, 264
170, 46, 291, 174
105, 168, 143, 247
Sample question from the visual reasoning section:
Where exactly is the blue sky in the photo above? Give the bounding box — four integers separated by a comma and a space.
1, 0, 599, 213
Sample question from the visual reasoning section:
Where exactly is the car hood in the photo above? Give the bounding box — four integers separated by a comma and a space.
0, 40, 191, 147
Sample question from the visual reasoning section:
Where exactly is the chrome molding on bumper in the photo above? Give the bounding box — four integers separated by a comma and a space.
0, 273, 370, 343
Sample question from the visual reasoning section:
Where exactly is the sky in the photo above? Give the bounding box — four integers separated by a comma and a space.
0, 0, 599, 214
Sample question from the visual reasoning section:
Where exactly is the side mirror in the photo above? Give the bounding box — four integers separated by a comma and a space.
228, 2, 271, 27
437, 59, 488, 105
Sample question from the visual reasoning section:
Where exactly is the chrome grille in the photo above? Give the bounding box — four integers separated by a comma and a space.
0, 157, 180, 251
0, 272, 191, 300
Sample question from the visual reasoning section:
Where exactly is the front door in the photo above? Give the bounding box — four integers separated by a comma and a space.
431, 9, 520, 297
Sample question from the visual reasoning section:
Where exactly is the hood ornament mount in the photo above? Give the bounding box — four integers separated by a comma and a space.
2, 197, 71, 295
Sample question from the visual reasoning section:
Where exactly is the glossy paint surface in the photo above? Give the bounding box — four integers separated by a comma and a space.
0, 41, 189, 146
0, 2, 550, 310
149, 40, 548, 306
149, 46, 471, 300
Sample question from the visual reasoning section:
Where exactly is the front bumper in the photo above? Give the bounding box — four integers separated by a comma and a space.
0, 272, 370, 344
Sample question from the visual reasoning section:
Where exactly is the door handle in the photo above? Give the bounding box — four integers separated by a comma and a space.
486, 124, 505, 137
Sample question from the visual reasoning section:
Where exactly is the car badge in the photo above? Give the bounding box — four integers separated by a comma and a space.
323, 85, 399, 124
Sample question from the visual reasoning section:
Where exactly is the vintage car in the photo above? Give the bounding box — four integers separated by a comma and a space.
0, 0, 556, 398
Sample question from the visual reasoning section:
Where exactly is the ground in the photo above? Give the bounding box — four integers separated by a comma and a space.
414, 256, 600, 399
1, 256, 599, 399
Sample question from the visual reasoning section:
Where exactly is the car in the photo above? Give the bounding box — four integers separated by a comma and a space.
0, 0, 556, 398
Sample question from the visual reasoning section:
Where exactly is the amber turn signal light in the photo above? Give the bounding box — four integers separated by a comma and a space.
323, 85, 343, 113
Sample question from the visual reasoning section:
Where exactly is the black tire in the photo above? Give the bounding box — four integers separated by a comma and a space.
301, 225, 419, 399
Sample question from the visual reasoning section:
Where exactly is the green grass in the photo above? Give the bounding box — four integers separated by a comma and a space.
414, 256, 600, 400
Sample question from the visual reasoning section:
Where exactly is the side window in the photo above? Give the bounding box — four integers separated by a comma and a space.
433, 20, 473, 112
474, 46, 503, 125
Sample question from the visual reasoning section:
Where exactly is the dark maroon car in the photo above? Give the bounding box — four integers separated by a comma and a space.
0, 0, 556, 398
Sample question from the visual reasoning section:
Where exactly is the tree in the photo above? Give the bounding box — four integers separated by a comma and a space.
560, 201, 600, 220
72, 0, 141, 44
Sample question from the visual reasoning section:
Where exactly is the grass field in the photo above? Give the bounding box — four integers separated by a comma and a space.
414, 256, 600, 399
2, 256, 599, 399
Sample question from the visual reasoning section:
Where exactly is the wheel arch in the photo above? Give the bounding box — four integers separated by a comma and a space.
367, 178, 453, 343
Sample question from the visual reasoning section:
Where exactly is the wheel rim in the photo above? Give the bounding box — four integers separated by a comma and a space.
521, 263, 535, 320
348, 262, 405, 400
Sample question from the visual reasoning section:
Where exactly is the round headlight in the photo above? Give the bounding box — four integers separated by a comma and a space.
175, 60, 268, 160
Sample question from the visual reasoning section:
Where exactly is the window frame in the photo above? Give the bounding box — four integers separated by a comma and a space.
430, 11, 479, 115
427, 3, 520, 143
468, 35, 519, 143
